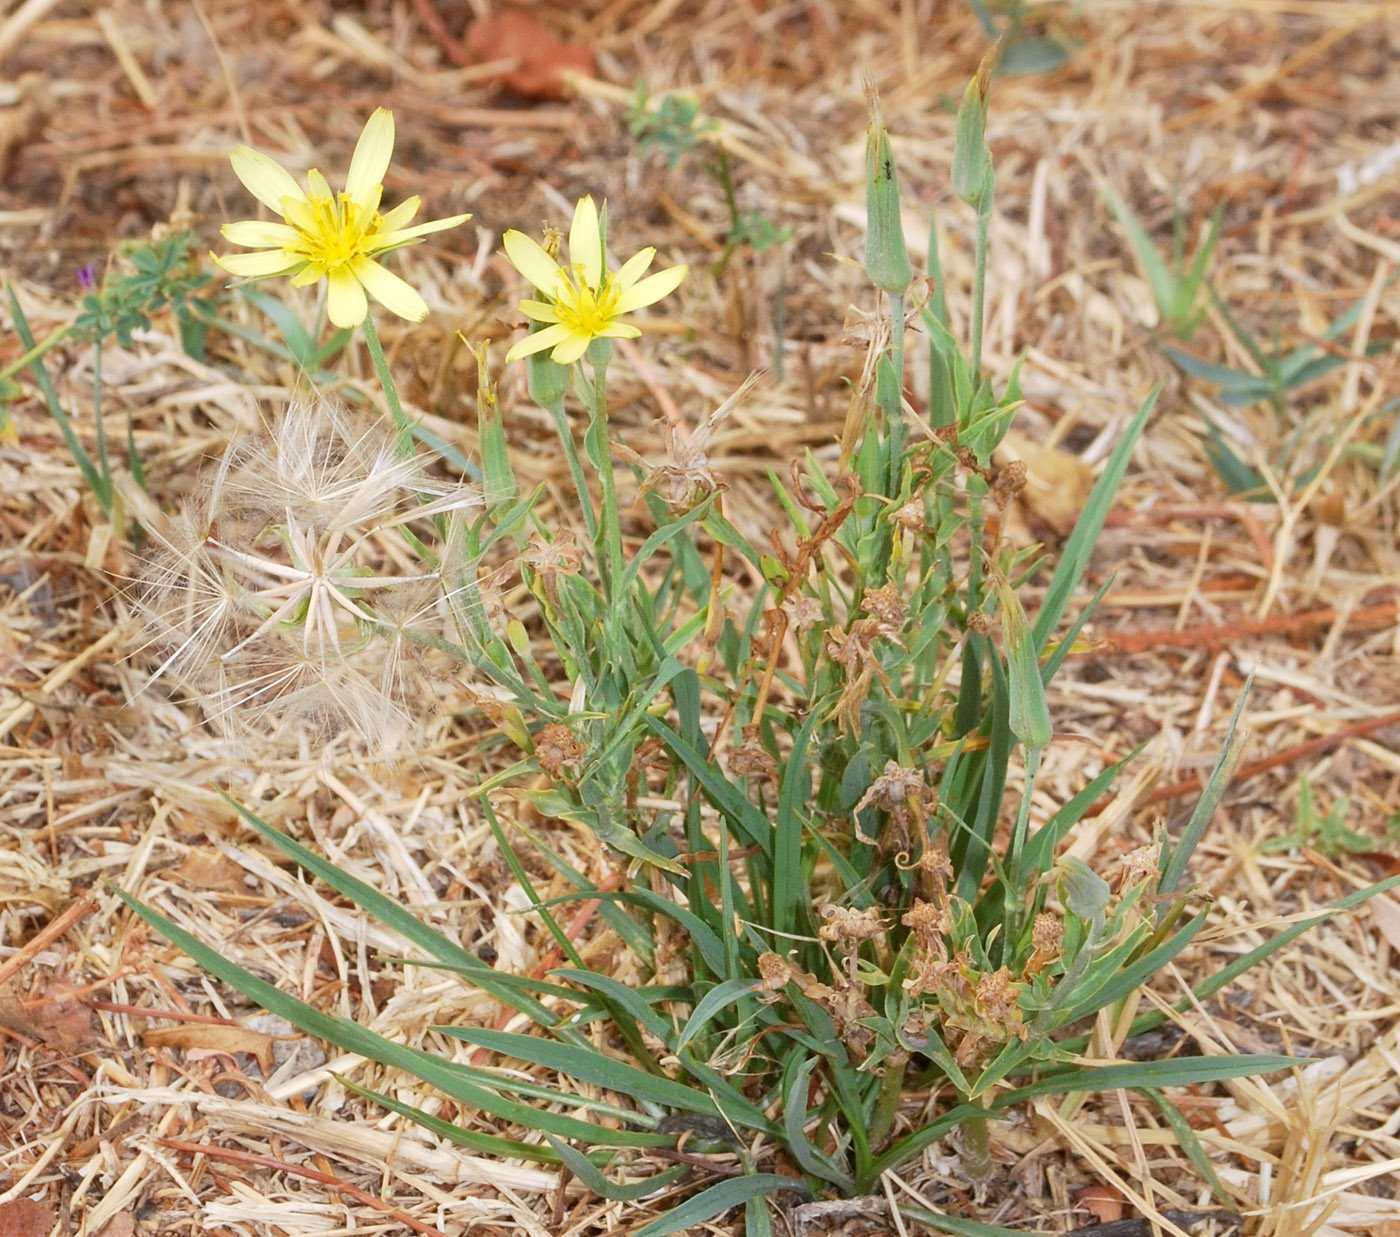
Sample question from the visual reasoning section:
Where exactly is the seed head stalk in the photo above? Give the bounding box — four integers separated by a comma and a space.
583, 341, 625, 614
360, 314, 413, 457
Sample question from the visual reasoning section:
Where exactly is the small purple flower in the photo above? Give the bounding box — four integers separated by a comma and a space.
76, 263, 98, 293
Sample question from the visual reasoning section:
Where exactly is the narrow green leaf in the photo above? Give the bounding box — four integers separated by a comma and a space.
996, 1053, 1307, 1105
112, 887, 666, 1148
674, 978, 764, 1054
8, 286, 107, 506
1058, 906, 1209, 1027
1157, 681, 1250, 905
782, 1056, 856, 1192
545, 1137, 688, 1201
898, 1206, 1031, 1237
643, 715, 773, 856
338, 1075, 559, 1163
1103, 183, 1177, 326
1120, 872, 1400, 1041
441, 1026, 722, 1118
222, 796, 569, 1032
633, 1175, 808, 1237
995, 574, 1051, 751
1142, 1089, 1232, 1203
1033, 384, 1157, 651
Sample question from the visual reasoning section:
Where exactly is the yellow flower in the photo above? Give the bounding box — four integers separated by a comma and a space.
502, 196, 687, 365
214, 109, 471, 330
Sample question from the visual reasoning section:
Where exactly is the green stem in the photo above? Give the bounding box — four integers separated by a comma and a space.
1003, 744, 1043, 956
960, 1100, 995, 1181
868, 1055, 907, 1149
971, 205, 990, 382
548, 399, 598, 544
586, 356, 624, 606
93, 339, 112, 505
360, 314, 413, 456
0, 322, 72, 382
886, 290, 906, 496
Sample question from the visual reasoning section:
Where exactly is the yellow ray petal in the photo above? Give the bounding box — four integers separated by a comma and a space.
229, 146, 305, 214
213, 249, 303, 278
221, 220, 301, 249
326, 266, 369, 328
377, 198, 422, 233
569, 196, 602, 289
614, 264, 688, 314
350, 256, 428, 322
505, 322, 573, 363
613, 247, 655, 290
346, 108, 394, 208
550, 331, 593, 365
503, 230, 564, 296
517, 298, 562, 324
377, 212, 473, 249
306, 168, 334, 202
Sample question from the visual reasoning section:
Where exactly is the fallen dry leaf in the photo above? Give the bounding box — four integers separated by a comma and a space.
144, 1023, 279, 1074
995, 428, 1095, 538
464, 10, 594, 101
0, 975, 93, 1050
0, 1197, 55, 1237
170, 852, 247, 894
95, 1216, 136, 1237
1077, 1183, 1125, 1224
1369, 896, 1400, 953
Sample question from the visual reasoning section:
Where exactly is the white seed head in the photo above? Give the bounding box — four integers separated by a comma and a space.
130, 397, 482, 758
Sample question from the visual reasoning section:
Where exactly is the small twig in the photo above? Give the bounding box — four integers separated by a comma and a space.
1089, 707, 1400, 816
1100, 599, 1399, 654
407, 0, 470, 67
1065, 1209, 1240, 1237
0, 894, 96, 989
473, 869, 624, 1063
161, 1138, 451, 1237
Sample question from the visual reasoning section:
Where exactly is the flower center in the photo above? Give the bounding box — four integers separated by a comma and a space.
554, 263, 623, 337
285, 192, 382, 272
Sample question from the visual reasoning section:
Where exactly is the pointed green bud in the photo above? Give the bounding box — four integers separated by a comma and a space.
995, 571, 1052, 752
952, 53, 995, 211
864, 87, 913, 295
468, 336, 516, 505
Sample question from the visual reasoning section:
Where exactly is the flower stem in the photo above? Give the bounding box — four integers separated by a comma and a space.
971, 206, 990, 382
960, 1101, 995, 1181
360, 314, 413, 457
584, 354, 624, 605
548, 399, 599, 544
869, 1054, 907, 1149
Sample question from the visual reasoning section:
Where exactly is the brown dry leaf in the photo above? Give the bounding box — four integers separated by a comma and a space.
144, 1023, 279, 1074
1368, 896, 1400, 953
95, 1216, 135, 1237
464, 10, 594, 101
996, 429, 1095, 537
1374, 1222, 1400, 1237
1077, 1183, 1125, 1224
0, 976, 93, 1050
0, 1198, 55, 1237
170, 852, 246, 894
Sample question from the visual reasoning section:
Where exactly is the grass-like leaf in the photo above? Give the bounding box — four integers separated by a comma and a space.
632, 1174, 810, 1237
1032, 384, 1157, 651
996, 1053, 1307, 1105
112, 885, 669, 1149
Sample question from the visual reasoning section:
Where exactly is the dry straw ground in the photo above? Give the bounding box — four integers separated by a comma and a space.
2, 0, 1400, 1234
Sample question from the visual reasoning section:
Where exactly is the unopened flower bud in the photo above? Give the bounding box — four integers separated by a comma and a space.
864, 91, 913, 295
